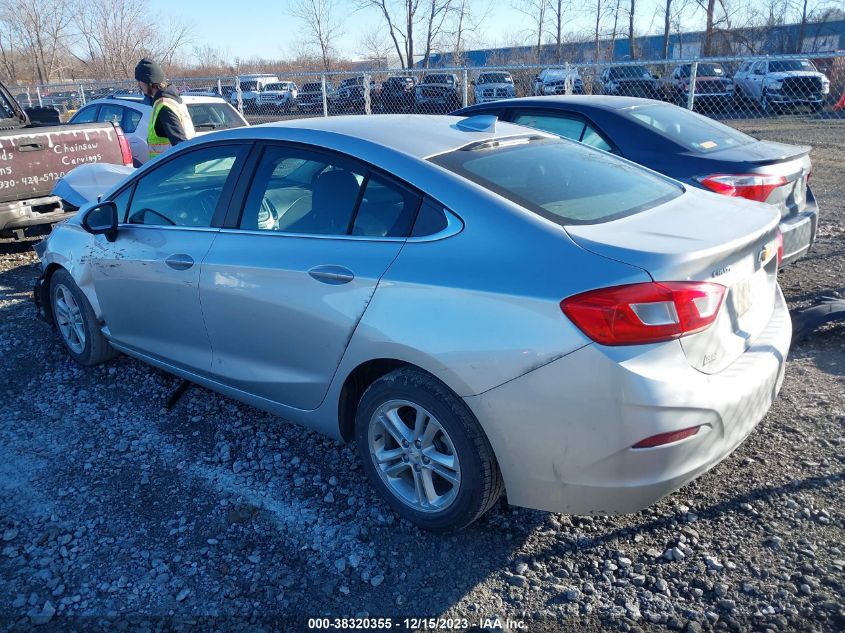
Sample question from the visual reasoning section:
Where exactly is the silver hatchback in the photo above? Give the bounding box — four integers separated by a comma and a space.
35, 115, 791, 530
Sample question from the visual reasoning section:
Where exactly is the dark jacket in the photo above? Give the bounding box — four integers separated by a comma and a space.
150, 86, 189, 146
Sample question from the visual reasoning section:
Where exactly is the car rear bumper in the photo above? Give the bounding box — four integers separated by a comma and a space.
464, 285, 791, 515
779, 187, 819, 266
0, 197, 72, 233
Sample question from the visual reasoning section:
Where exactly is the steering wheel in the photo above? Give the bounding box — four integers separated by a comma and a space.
128, 208, 176, 225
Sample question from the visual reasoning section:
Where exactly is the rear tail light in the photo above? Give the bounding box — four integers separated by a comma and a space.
561, 281, 726, 346
115, 125, 133, 167
633, 426, 701, 449
776, 230, 784, 265
697, 173, 788, 203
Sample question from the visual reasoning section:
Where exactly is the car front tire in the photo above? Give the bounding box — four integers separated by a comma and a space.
355, 368, 504, 531
50, 269, 116, 366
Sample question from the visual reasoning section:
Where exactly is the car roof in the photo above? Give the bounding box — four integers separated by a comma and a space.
202, 114, 552, 160
463, 95, 665, 112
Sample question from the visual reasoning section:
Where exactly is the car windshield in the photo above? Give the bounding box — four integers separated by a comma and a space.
186, 103, 245, 130
610, 66, 651, 79
681, 63, 724, 77
239, 81, 258, 91
769, 59, 817, 72
430, 136, 681, 225
301, 83, 322, 91
423, 75, 453, 84
340, 78, 363, 87
625, 104, 756, 153
478, 73, 512, 84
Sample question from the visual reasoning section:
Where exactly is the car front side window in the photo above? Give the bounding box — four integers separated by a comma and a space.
125, 145, 245, 227
71, 106, 98, 124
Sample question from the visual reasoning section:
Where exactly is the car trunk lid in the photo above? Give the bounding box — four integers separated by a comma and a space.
565, 188, 781, 373
696, 140, 812, 219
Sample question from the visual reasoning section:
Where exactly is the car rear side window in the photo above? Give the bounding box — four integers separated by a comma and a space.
430, 137, 681, 225
187, 103, 244, 131
512, 112, 585, 141
240, 146, 418, 238
123, 108, 142, 133
512, 111, 612, 152
626, 104, 756, 153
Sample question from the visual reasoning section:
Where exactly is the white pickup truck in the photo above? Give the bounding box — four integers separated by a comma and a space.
734, 58, 831, 113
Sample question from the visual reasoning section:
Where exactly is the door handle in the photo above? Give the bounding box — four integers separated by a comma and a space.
165, 254, 194, 270
308, 265, 354, 285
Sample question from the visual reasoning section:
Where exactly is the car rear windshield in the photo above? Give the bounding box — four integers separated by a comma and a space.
769, 59, 817, 72
301, 83, 322, 91
239, 81, 258, 91
187, 103, 245, 130
429, 137, 681, 225
624, 104, 756, 153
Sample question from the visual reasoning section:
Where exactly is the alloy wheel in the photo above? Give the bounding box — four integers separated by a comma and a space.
54, 284, 85, 354
368, 400, 461, 513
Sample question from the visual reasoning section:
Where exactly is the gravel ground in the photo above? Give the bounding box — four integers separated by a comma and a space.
0, 119, 842, 632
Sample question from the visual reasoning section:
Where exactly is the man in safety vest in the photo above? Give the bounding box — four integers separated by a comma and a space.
134, 58, 195, 161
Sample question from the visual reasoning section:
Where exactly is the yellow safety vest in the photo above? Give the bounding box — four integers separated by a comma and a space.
147, 96, 195, 159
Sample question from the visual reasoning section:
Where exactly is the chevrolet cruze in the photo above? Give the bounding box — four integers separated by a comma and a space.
35, 115, 791, 530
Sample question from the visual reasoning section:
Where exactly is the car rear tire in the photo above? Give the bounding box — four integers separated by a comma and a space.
355, 367, 504, 531
50, 269, 116, 366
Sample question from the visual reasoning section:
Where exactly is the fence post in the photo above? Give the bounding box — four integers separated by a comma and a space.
235, 76, 243, 115
217, 79, 222, 96
25, 88, 31, 108
462, 69, 468, 107
321, 74, 328, 117
36, 86, 43, 108
80, 84, 86, 106
686, 60, 698, 110
364, 73, 371, 115
564, 62, 572, 95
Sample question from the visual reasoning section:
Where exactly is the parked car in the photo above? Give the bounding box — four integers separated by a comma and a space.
68, 94, 249, 165
297, 81, 334, 112
455, 96, 818, 266
333, 76, 379, 113
533, 67, 584, 96
0, 79, 132, 238
378, 75, 417, 112
34, 114, 790, 530
231, 74, 279, 111
595, 65, 660, 99
414, 73, 461, 112
733, 58, 830, 113
472, 72, 516, 103
258, 82, 299, 113
660, 63, 733, 110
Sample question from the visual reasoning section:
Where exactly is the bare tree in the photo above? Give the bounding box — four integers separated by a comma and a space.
421, 0, 453, 68
446, 0, 488, 65
358, 28, 396, 67
662, 0, 672, 58
359, 0, 422, 69
513, 0, 547, 63
0, 0, 76, 83
628, 0, 636, 58
289, 0, 344, 71
547, 0, 570, 64
74, 0, 192, 79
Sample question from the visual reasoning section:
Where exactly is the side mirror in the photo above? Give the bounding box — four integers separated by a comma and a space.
82, 201, 118, 242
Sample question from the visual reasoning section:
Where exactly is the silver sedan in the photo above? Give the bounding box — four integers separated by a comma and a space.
34, 115, 791, 530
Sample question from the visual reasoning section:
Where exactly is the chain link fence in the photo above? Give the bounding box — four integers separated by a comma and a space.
15, 52, 845, 126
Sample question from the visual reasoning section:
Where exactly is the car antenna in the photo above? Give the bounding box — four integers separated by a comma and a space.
455, 114, 498, 135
